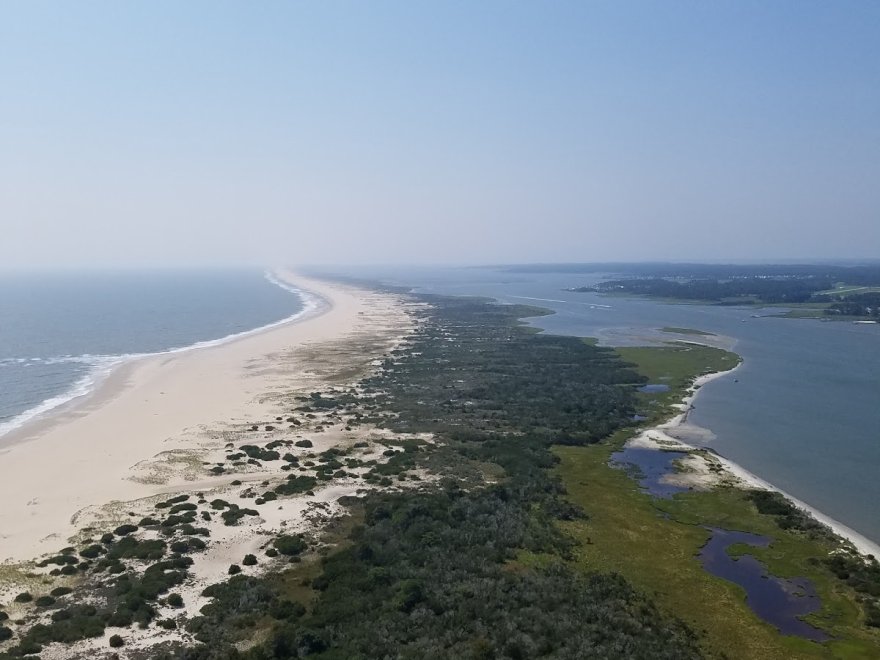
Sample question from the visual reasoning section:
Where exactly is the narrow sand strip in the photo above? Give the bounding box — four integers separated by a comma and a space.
0, 271, 406, 563
629, 363, 880, 558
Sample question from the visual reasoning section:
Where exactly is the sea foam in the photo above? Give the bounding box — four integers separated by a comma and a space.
0, 271, 320, 441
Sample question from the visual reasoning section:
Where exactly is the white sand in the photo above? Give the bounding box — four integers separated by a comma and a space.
0, 271, 410, 563
628, 360, 880, 558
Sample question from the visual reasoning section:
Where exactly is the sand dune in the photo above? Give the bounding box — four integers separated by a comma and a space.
0, 272, 409, 563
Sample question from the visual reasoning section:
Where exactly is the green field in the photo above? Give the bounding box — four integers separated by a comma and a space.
556, 344, 880, 659
817, 285, 880, 297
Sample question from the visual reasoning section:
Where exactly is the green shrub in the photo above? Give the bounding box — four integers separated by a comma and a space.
228, 564, 241, 575
294, 439, 313, 448
114, 524, 138, 536
109, 634, 124, 648
18, 640, 42, 655
105, 536, 166, 561
274, 475, 317, 496
270, 599, 306, 620
178, 524, 210, 536
273, 535, 306, 556
50, 587, 73, 597
221, 508, 258, 526
80, 544, 105, 559
14, 592, 32, 603
35, 595, 56, 607
38, 554, 78, 567
170, 540, 190, 554
167, 593, 184, 608
242, 554, 257, 566
0, 626, 12, 641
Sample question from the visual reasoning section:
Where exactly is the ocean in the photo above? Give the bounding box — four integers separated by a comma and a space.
0, 269, 306, 439
312, 265, 880, 546
3, 265, 877, 546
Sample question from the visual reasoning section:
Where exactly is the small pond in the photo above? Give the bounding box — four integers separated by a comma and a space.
699, 528, 829, 641
610, 446, 690, 499
638, 383, 671, 393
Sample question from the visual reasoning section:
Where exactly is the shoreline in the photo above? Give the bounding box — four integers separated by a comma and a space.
0, 271, 411, 563
629, 359, 880, 559
0, 271, 325, 445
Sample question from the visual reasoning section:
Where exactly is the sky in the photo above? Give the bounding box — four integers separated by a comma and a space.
1, 1, 878, 267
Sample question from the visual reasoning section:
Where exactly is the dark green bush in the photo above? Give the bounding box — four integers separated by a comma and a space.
80, 544, 105, 559
274, 475, 317, 496
105, 536, 166, 561
273, 535, 306, 556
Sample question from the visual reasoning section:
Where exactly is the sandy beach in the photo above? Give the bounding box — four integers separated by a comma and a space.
0, 271, 412, 564
629, 361, 880, 559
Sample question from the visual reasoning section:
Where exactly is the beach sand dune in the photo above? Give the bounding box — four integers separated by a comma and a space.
0, 272, 412, 564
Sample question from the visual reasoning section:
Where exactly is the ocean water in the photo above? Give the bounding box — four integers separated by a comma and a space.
0, 270, 307, 439
311, 265, 880, 545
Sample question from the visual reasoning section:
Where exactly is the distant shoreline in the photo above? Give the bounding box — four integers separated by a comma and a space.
0, 271, 325, 448
0, 272, 391, 563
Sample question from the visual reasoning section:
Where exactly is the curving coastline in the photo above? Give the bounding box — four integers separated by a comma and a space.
0, 271, 406, 563
629, 357, 880, 558
0, 271, 323, 443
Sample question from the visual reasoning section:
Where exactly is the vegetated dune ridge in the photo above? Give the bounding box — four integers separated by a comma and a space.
0, 272, 431, 657
0, 272, 416, 590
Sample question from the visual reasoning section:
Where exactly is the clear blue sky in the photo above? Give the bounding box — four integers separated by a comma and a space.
2, 1, 878, 266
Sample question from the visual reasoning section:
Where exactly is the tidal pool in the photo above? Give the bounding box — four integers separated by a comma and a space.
699, 528, 829, 641
638, 383, 671, 393
610, 446, 689, 498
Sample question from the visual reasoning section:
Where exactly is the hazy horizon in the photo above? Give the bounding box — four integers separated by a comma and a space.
3, 2, 878, 268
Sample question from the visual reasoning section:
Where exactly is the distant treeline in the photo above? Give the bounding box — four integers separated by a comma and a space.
541, 263, 880, 311
817, 292, 880, 319
505, 262, 880, 285
594, 277, 824, 304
